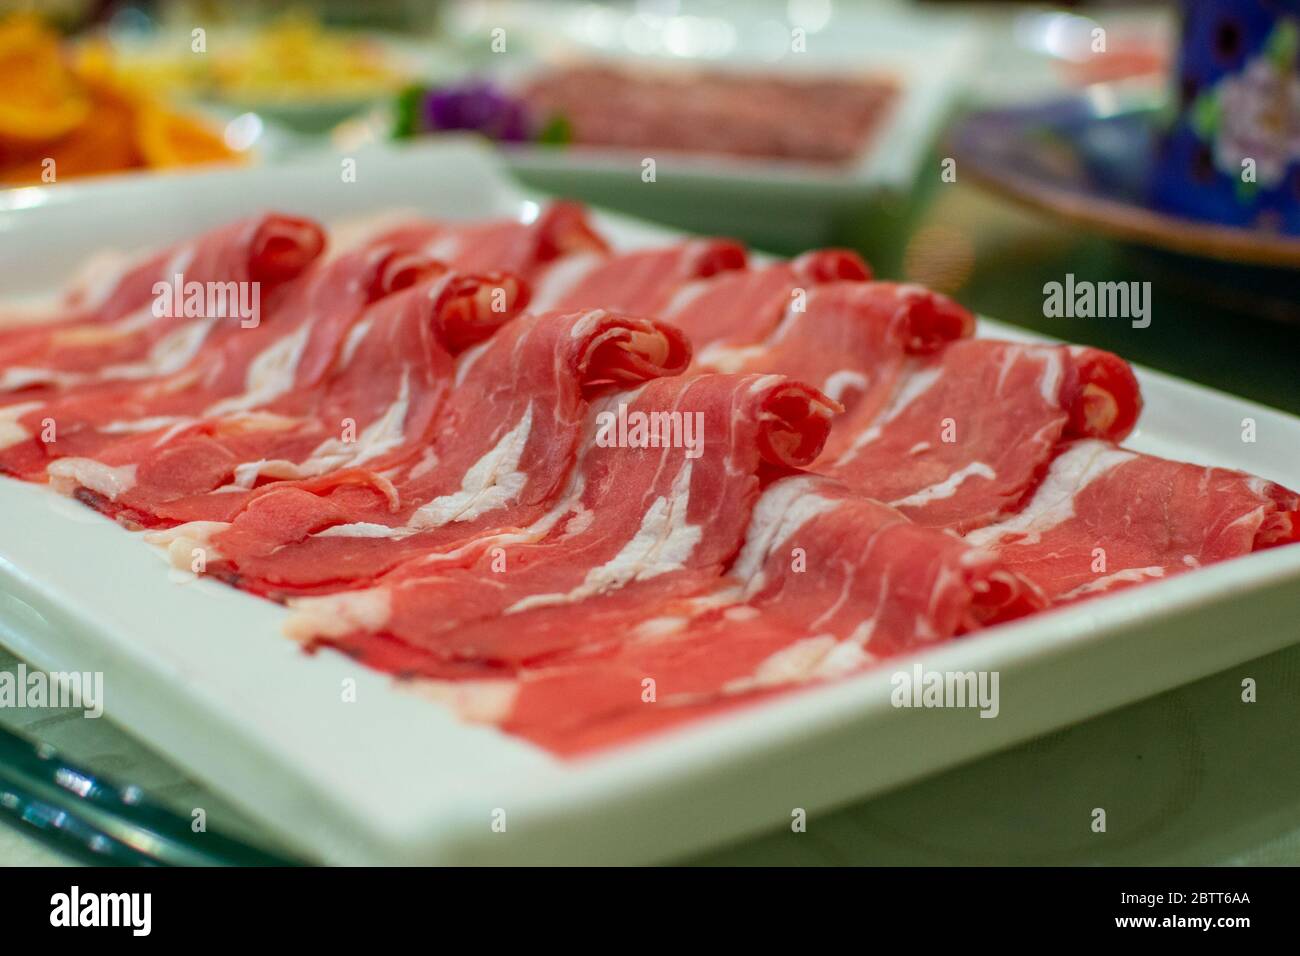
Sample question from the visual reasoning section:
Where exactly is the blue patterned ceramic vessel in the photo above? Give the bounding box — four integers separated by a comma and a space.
1151, 0, 1300, 233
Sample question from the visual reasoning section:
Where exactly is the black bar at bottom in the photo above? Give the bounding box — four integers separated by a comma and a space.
0, 865, 1280, 940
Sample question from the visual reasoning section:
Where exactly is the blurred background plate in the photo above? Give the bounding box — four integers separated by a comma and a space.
359, 0, 985, 250
950, 81, 1300, 269
104, 26, 448, 134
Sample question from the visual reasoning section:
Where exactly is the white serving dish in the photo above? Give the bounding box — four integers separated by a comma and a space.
0, 139, 1297, 865
499, 32, 973, 248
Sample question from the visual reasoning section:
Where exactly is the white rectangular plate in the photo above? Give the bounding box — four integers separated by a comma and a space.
1, 139, 1298, 865
498, 19, 975, 196
423, 3, 984, 249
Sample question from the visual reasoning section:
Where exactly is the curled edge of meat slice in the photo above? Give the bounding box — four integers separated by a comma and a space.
891, 284, 977, 355
789, 248, 873, 283
433, 270, 531, 355
685, 238, 748, 279
530, 200, 611, 264
1257, 482, 1300, 548
1063, 345, 1142, 443
246, 214, 328, 286
574, 309, 692, 387
753, 379, 842, 469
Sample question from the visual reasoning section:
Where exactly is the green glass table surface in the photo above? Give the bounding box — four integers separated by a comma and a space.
1, 180, 1297, 867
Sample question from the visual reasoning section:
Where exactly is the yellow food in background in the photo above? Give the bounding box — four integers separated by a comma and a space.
0, 14, 240, 187
214, 12, 407, 101
112, 11, 412, 104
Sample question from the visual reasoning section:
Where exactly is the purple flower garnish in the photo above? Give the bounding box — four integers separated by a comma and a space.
422, 81, 533, 143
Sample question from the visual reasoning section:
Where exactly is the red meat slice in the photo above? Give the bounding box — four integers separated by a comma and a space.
463, 469, 1037, 677
697, 281, 974, 401
372, 201, 609, 282
0, 237, 461, 481
965, 438, 1300, 602
192, 309, 694, 595
730, 475, 1044, 646
531, 240, 748, 315
55, 268, 524, 526
521, 65, 897, 165
500, 622, 810, 754
286, 373, 840, 671
663, 250, 870, 354
823, 340, 1142, 532
488, 474, 1042, 755
0, 214, 325, 391
707, 285, 1141, 532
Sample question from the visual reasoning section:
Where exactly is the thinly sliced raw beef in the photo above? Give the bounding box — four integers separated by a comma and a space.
521, 65, 896, 165
284, 374, 840, 671
702, 284, 1141, 531
823, 340, 1142, 531
473, 474, 1042, 754
0, 221, 357, 478
530, 240, 748, 315
372, 201, 608, 282
175, 309, 693, 594
663, 250, 870, 355
965, 439, 1300, 602
427, 472, 1036, 679
49, 268, 525, 527
697, 281, 974, 391
0, 238, 462, 481
727, 474, 1044, 647
0, 213, 324, 334
3, 205, 1298, 760
0, 214, 325, 392
499, 620, 820, 754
